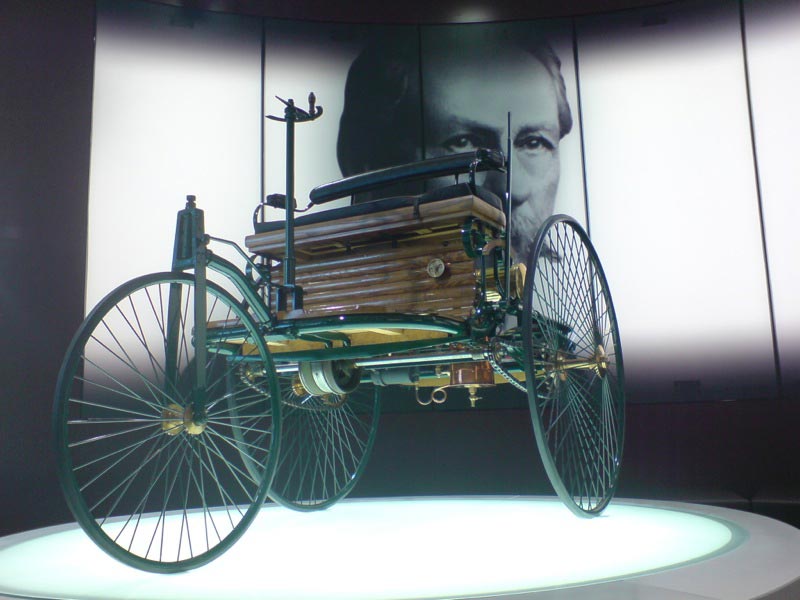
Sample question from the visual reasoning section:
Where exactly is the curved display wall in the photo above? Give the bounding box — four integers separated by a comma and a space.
87, 0, 800, 403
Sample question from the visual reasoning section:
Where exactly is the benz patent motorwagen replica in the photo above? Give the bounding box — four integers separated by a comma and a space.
53, 95, 625, 572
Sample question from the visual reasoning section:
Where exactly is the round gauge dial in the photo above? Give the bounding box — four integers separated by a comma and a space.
426, 258, 446, 279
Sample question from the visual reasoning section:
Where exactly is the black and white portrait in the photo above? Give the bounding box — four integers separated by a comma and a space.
336, 24, 577, 265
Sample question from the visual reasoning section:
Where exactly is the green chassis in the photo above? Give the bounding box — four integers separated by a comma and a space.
177, 197, 520, 373
52, 194, 624, 574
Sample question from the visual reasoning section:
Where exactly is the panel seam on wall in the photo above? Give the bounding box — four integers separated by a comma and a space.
739, 0, 784, 399
82, 1, 99, 317
571, 17, 591, 235
260, 17, 266, 207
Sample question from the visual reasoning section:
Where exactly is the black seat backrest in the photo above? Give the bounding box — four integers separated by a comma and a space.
253, 182, 504, 235
308, 148, 505, 206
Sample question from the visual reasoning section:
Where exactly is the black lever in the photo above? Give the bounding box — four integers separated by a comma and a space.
267, 93, 323, 123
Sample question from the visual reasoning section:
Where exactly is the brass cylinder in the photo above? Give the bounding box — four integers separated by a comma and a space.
449, 361, 494, 387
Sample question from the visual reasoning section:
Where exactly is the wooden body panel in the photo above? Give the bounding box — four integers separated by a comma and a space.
244, 194, 505, 319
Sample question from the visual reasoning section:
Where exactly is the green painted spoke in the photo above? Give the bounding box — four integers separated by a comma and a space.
209, 425, 271, 456
204, 418, 273, 437
201, 429, 262, 494
208, 394, 268, 418
182, 440, 224, 546
175, 287, 193, 388
69, 417, 171, 425
542, 389, 579, 438
205, 369, 255, 410
68, 394, 160, 420
75, 433, 166, 495
72, 426, 166, 473
140, 289, 188, 402
123, 439, 189, 554
197, 438, 240, 529
119, 296, 170, 395
97, 315, 178, 408
564, 386, 603, 483
80, 352, 165, 413
118, 440, 170, 553
97, 434, 180, 522
69, 422, 161, 450
177, 444, 196, 561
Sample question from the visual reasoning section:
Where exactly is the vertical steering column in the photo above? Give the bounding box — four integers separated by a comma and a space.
171, 194, 209, 427
267, 93, 323, 314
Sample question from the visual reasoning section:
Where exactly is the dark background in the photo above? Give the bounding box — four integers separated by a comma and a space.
2, 0, 799, 538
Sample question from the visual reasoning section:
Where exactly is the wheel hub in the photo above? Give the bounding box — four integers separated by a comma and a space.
285, 374, 348, 409
298, 360, 362, 397
594, 344, 609, 378
161, 403, 206, 436
549, 344, 609, 380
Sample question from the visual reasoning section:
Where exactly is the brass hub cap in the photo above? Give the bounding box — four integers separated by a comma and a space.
161, 403, 206, 436
549, 345, 609, 381
291, 374, 308, 397
594, 344, 609, 378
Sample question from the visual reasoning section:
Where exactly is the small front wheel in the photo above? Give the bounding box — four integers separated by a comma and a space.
53, 273, 281, 572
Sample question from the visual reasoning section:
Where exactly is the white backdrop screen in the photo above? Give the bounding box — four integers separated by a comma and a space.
87, 1, 262, 306
87, 0, 799, 403
577, 0, 777, 402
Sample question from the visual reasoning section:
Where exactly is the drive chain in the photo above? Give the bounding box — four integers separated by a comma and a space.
487, 341, 527, 393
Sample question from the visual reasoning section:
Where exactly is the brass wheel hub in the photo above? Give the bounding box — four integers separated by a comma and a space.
547, 344, 609, 380
291, 374, 308, 397
595, 344, 609, 378
291, 374, 347, 408
161, 403, 206, 436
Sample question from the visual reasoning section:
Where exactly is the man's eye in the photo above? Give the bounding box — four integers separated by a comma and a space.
441, 134, 481, 152
515, 134, 554, 153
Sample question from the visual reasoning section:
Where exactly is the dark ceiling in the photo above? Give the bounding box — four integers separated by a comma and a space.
149, 0, 676, 24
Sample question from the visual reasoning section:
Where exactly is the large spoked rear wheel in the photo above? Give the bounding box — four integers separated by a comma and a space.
522, 215, 625, 517
53, 272, 281, 572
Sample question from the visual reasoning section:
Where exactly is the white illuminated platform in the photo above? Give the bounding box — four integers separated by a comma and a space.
1, 497, 799, 599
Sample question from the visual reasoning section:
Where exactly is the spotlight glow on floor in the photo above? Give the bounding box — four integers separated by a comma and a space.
0, 497, 742, 600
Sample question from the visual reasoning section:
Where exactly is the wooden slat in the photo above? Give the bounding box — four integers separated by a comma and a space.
304, 278, 477, 309
245, 194, 504, 257
293, 249, 471, 281
291, 230, 465, 272
275, 261, 475, 294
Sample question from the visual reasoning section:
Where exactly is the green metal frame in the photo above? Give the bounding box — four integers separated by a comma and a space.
170, 195, 506, 373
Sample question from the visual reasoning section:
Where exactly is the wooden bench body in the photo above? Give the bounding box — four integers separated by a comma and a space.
244, 194, 505, 320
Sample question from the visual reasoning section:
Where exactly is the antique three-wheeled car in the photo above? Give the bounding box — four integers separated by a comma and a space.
53, 95, 625, 572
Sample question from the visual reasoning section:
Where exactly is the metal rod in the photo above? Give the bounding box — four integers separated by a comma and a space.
504, 111, 513, 300
283, 101, 296, 292
272, 351, 484, 374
